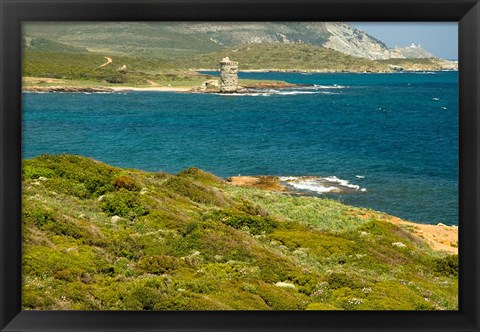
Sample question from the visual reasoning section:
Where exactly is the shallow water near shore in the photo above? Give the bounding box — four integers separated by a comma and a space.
22, 71, 458, 225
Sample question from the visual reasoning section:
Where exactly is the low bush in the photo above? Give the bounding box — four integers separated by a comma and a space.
433, 255, 458, 277
137, 255, 185, 275
256, 283, 308, 310
113, 175, 139, 191
209, 209, 278, 235
101, 190, 149, 219
162, 176, 229, 206
177, 167, 224, 186
23, 207, 55, 227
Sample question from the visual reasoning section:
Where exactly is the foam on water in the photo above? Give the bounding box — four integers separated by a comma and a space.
279, 176, 366, 194
213, 89, 333, 97
313, 84, 348, 89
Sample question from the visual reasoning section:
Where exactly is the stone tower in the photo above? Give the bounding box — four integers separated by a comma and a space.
219, 57, 238, 93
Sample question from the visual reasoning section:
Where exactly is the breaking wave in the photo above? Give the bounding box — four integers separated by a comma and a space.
279, 176, 366, 194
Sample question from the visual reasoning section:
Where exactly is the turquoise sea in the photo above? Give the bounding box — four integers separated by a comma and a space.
22, 71, 458, 225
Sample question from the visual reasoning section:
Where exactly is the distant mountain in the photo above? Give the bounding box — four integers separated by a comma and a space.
392, 43, 436, 59
22, 22, 440, 61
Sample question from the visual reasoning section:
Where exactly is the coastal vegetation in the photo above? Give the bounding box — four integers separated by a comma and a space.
174, 43, 389, 72
23, 154, 458, 310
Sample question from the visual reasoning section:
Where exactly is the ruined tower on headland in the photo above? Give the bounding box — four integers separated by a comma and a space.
219, 57, 238, 93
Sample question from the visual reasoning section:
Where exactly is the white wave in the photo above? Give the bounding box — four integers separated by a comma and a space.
323, 176, 361, 190
213, 89, 331, 97
313, 84, 348, 89
288, 181, 339, 193
279, 176, 298, 181
279, 176, 366, 194
276, 91, 317, 95
319, 91, 340, 95
214, 92, 272, 97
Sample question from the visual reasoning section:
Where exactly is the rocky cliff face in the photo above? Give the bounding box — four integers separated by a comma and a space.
321, 23, 404, 60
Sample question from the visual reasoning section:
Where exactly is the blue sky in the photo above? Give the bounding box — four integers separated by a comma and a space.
349, 22, 458, 60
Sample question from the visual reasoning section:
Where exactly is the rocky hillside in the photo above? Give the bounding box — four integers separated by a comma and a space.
22, 154, 457, 310
392, 43, 436, 59
23, 22, 441, 61
321, 23, 402, 60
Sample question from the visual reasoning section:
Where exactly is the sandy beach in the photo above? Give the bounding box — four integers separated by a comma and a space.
23, 85, 193, 93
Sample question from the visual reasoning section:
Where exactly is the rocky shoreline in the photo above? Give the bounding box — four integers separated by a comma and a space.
226, 175, 458, 254
23, 81, 303, 94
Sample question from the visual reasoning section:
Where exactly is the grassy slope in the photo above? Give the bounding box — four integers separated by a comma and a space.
173, 43, 390, 72
22, 49, 212, 88
23, 155, 458, 310
23, 22, 224, 60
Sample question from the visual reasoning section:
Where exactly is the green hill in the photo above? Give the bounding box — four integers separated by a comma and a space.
22, 154, 458, 310
22, 47, 216, 87
173, 43, 390, 72
22, 37, 88, 53
23, 22, 225, 60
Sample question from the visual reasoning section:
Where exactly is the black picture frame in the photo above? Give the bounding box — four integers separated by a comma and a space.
1, 0, 479, 331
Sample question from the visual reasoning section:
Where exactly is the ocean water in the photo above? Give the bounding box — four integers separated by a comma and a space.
22, 71, 458, 225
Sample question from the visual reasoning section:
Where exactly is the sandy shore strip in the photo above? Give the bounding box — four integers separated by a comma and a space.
227, 175, 458, 254
110, 86, 192, 92
23, 85, 193, 93
386, 216, 458, 254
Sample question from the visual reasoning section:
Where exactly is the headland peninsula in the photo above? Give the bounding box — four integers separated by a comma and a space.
22, 38, 457, 93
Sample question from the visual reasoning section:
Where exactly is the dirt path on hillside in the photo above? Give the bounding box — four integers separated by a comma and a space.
98, 56, 112, 68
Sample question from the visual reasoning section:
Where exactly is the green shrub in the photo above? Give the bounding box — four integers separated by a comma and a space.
236, 200, 269, 217
269, 230, 353, 257
53, 269, 77, 281
113, 175, 139, 191
433, 255, 458, 277
123, 285, 162, 310
23, 207, 55, 227
22, 165, 55, 180
330, 287, 365, 310
357, 281, 434, 310
137, 255, 185, 275
209, 210, 278, 235
327, 272, 361, 290
256, 283, 308, 310
101, 190, 149, 219
105, 74, 127, 84
162, 176, 228, 206
177, 167, 224, 186
23, 154, 117, 198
